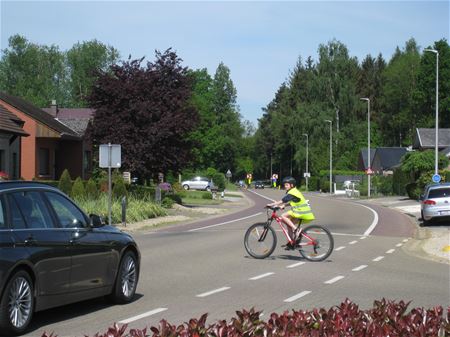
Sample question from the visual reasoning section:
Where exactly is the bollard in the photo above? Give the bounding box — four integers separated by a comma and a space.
155, 186, 161, 204
121, 196, 127, 227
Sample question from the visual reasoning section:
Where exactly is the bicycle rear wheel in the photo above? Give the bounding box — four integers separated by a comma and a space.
244, 222, 277, 259
298, 225, 334, 261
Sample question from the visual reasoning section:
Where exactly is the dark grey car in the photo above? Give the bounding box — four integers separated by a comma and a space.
0, 182, 140, 335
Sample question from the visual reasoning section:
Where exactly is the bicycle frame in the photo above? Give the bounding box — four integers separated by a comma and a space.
266, 208, 316, 247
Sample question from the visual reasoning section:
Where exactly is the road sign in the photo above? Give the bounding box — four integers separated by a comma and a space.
226, 170, 232, 178
432, 174, 441, 183
99, 144, 121, 168
365, 168, 374, 175
303, 172, 311, 178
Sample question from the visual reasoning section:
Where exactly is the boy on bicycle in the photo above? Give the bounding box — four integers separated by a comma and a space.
267, 176, 315, 249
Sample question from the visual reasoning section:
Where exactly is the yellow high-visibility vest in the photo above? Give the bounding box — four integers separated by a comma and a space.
287, 187, 315, 220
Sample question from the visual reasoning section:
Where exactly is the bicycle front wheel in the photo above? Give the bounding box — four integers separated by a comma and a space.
244, 223, 277, 259
298, 225, 334, 262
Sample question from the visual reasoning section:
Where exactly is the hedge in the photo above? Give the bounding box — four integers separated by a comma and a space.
40, 299, 448, 337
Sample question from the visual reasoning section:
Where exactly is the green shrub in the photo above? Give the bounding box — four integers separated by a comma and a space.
378, 175, 393, 195
166, 193, 182, 204
58, 169, 72, 196
128, 185, 155, 200
445, 170, 450, 182
71, 177, 85, 199
86, 178, 98, 198
74, 194, 166, 224
113, 176, 127, 199
202, 192, 213, 199
405, 182, 421, 200
161, 197, 175, 208
392, 168, 410, 196
308, 176, 320, 191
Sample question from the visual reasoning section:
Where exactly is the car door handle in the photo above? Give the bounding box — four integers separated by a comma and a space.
24, 237, 37, 245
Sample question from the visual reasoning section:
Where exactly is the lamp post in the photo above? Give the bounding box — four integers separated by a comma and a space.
303, 133, 309, 191
424, 48, 439, 178
324, 120, 332, 194
361, 97, 371, 198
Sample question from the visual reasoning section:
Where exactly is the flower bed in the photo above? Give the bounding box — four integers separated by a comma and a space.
40, 299, 449, 337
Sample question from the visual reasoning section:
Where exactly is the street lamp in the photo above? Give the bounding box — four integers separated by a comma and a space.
361, 97, 371, 198
303, 133, 309, 191
424, 48, 439, 178
324, 120, 332, 194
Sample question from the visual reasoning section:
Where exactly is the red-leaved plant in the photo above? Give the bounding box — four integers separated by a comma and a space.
40, 299, 450, 337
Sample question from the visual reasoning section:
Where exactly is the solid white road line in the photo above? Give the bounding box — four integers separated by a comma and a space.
352, 265, 368, 271
324, 276, 345, 284
188, 213, 262, 232
386, 249, 395, 254
335, 246, 346, 251
373, 256, 384, 262
358, 203, 379, 236
119, 308, 168, 324
249, 272, 274, 280
349, 240, 358, 245
247, 189, 276, 202
196, 287, 231, 298
286, 262, 306, 269
284, 290, 312, 303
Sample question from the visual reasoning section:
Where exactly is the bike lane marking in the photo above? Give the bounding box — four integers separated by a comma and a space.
119, 308, 168, 324
249, 272, 275, 280
286, 262, 306, 268
196, 287, 231, 298
324, 276, 345, 284
188, 213, 263, 232
284, 290, 312, 303
352, 265, 368, 272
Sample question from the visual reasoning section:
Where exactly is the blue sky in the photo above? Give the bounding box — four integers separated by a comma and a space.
1, 1, 449, 125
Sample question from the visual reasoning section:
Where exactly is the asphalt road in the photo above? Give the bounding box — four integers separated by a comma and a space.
22, 189, 449, 337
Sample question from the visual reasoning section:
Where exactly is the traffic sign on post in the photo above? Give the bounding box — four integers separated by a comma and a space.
432, 174, 441, 183
365, 168, 374, 175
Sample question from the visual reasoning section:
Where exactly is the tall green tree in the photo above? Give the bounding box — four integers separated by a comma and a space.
66, 40, 119, 107
0, 34, 67, 107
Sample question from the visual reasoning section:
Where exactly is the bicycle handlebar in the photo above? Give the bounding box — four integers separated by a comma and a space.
265, 205, 281, 211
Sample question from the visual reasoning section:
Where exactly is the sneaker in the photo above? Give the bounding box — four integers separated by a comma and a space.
282, 242, 295, 250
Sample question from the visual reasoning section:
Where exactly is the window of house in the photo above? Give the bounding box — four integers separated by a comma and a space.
0, 150, 5, 172
39, 148, 50, 176
83, 150, 92, 172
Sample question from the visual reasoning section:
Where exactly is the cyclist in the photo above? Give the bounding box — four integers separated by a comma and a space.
267, 176, 315, 249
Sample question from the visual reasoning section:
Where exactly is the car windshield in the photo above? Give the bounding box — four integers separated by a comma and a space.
428, 188, 450, 199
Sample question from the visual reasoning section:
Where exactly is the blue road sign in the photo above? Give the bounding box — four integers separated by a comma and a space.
432, 174, 441, 183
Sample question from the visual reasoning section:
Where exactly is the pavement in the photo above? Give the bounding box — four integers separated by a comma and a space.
348, 195, 450, 265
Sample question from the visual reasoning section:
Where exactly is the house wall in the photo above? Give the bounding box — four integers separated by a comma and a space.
0, 101, 37, 180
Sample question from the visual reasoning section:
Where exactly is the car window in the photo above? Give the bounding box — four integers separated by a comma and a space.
44, 192, 87, 228
11, 191, 54, 229
7, 195, 26, 229
428, 188, 450, 199
0, 197, 6, 229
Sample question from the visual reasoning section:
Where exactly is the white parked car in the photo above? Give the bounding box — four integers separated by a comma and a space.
181, 177, 212, 191
420, 183, 450, 225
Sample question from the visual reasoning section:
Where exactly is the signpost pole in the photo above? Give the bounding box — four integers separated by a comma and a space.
108, 143, 112, 226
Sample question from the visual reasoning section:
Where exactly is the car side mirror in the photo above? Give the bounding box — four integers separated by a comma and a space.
90, 214, 104, 228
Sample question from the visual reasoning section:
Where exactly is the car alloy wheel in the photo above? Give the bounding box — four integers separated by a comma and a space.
8, 276, 33, 329
120, 254, 137, 299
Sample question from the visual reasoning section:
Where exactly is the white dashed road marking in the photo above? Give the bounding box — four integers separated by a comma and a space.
335, 246, 346, 251
284, 290, 312, 303
324, 276, 345, 284
352, 265, 368, 271
286, 262, 306, 268
249, 272, 274, 280
196, 287, 230, 298
396, 243, 403, 247
349, 240, 358, 245
386, 249, 395, 254
119, 308, 168, 324
373, 256, 384, 262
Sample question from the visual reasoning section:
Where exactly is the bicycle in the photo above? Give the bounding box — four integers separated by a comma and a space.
244, 206, 334, 261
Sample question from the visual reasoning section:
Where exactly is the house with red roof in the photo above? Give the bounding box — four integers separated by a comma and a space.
0, 92, 93, 180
